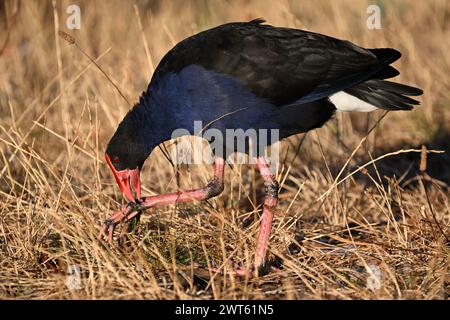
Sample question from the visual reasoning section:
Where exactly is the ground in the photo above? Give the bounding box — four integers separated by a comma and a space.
0, 0, 448, 299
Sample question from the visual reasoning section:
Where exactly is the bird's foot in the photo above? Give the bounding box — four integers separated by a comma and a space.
210, 266, 256, 278
98, 201, 145, 245
210, 262, 280, 279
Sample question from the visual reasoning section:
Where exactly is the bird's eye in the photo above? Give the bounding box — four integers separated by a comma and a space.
113, 156, 120, 163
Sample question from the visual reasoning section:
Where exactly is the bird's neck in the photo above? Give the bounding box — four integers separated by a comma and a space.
125, 92, 174, 156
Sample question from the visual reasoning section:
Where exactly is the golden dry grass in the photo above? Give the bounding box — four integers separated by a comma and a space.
0, 0, 449, 299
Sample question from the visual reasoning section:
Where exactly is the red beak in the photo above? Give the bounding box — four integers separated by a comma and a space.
105, 153, 141, 202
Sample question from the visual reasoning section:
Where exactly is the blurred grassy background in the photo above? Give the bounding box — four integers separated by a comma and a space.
0, 0, 448, 299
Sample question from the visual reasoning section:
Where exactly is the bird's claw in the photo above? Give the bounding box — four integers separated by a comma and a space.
98, 202, 144, 245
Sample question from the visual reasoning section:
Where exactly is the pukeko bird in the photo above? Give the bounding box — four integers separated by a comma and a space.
99, 19, 422, 276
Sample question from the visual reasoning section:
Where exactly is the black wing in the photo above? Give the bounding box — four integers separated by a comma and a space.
151, 19, 400, 106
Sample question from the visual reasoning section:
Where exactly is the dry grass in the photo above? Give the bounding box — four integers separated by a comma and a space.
0, 0, 449, 299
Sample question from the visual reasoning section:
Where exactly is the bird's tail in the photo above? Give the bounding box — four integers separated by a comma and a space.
344, 79, 423, 111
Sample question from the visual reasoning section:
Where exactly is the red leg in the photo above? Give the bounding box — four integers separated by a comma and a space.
139, 157, 225, 207
99, 158, 225, 243
254, 157, 279, 275
211, 157, 279, 278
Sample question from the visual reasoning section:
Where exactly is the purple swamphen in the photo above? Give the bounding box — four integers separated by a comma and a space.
99, 19, 422, 276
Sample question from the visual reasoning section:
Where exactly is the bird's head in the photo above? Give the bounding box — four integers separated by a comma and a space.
105, 115, 149, 203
